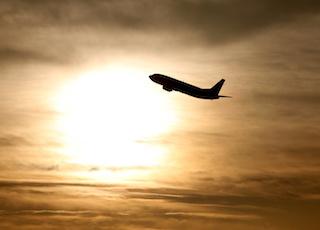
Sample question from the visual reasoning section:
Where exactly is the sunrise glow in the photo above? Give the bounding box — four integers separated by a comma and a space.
54, 65, 177, 167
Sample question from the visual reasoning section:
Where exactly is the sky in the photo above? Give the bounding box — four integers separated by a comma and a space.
1, 0, 320, 229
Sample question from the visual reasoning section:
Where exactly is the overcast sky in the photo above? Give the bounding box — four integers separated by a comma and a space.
0, 1, 320, 229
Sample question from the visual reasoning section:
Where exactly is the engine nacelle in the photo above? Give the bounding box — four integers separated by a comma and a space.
163, 85, 173, 91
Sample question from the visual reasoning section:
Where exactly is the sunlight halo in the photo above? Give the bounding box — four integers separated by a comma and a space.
53, 65, 176, 168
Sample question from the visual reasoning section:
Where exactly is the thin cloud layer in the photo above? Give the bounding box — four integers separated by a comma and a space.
1, 0, 320, 44
0, 48, 63, 65
0, 178, 320, 229
0, 135, 31, 147
0, 1, 320, 229
1, 0, 320, 68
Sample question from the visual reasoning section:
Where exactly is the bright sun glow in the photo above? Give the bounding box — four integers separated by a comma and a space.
54, 65, 176, 169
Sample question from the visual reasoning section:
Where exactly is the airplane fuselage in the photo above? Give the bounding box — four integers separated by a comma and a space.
149, 74, 221, 99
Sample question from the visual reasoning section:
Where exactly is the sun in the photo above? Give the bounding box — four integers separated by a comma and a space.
53, 65, 176, 168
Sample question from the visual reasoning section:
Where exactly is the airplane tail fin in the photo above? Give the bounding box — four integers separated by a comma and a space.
210, 79, 225, 95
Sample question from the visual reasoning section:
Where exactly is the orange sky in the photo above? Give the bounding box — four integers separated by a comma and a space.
0, 1, 320, 229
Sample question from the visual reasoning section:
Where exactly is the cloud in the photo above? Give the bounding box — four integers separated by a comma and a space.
0, 180, 118, 189
0, 135, 31, 147
165, 212, 261, 221
0, 1, 319, 229
89, 166, 150, 172
0, 178, 320, 229
1, 0, 319, 70
0, 179, 264, 229
128, 172, 320, 203
0, 210, 97, 216
161, 0, 320, 44
0, 47, 67, 65
1, 0, 320, 46
236, 174, 320, 198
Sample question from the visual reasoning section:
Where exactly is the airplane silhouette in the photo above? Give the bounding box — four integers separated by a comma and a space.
149, 74, 231, 100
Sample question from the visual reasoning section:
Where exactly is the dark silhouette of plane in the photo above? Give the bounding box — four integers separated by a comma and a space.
149, 74, 231, 100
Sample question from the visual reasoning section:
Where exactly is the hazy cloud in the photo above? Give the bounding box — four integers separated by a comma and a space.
0, 48, 64, 65
1, 0, 320, 45
0, 1, 320, 229
0, 135, 31, 147
1, 177, 320, 229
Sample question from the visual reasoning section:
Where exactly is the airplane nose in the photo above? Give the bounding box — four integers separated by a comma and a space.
149, 74, 155, 81
149, 74, 161, 83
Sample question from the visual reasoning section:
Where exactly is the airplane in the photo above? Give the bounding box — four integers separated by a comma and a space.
149, 73, 231, 100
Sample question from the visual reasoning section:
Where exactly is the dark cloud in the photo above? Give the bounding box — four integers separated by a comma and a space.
0, 47, 67, 65
0, 177, 320, 229
0, 180, 119, 189
1, 0, 320, 45
0, 135, 31, 147
0, 0, 319, 69
236, 174, 320, 198
165, 0, 320, 44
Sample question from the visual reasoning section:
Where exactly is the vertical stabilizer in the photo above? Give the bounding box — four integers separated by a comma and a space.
210, 79, 225, 95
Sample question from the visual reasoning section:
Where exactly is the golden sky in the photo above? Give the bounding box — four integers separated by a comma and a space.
0, 0, 320, 229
